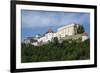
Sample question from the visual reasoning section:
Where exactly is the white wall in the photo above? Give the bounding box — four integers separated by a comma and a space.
0, 0, 99, 73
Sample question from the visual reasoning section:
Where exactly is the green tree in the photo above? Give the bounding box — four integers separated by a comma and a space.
21, 38, 90, 62
52, 37, 59, 45
77, 25, 84, 34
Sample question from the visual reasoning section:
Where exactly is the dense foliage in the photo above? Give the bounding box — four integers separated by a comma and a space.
21, 39, 90, 63
77, 25, 84, 34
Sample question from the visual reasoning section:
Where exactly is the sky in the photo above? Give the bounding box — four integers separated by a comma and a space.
21, 10, 90, 40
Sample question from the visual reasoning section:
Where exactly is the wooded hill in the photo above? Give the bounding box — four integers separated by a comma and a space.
21, 38, 90, 63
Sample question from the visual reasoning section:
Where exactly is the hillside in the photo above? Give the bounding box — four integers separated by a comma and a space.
21, 38, 90, 63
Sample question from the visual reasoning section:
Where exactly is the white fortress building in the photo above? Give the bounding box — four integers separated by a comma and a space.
57, 23, 79, 39
24, 23, 89, 46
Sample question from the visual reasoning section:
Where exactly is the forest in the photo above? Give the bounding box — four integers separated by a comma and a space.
21, 38, 90, 63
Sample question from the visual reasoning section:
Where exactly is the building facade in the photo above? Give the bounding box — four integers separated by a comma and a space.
24, 23, 88, 46
57, 23, 79, 39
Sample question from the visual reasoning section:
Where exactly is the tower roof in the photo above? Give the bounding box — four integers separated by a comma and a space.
47, 28, 54, 33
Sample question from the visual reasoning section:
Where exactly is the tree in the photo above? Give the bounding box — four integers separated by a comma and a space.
53, 37, 59, 45
21, 38, 90, 62
77, 25, 84, 34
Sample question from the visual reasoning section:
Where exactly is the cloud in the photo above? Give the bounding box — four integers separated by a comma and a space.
59, 13, 89, 25
21, 10, 90, 28
22, 12, 50, 28
21, 10, 59, 28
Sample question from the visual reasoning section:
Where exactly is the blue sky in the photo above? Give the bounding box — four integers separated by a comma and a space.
21, 10, 90, 40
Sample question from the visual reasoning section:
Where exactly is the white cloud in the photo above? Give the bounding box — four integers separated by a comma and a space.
22, 13, 58, 28
21, 10, 90, 28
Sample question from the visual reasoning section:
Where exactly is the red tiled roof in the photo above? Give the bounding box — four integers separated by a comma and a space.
83, 32, 88, 36
47, 28, 54, 33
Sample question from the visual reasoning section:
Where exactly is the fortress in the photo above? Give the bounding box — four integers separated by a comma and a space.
23, 23, 88, 46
